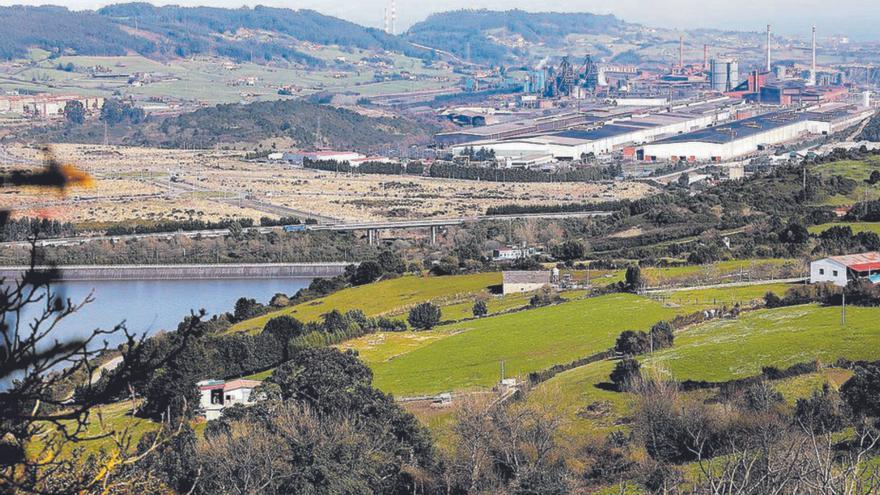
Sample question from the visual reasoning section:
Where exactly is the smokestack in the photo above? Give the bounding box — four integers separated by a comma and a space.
384, 0, 397, 35
703, 44, 709, 71
766, 24, 772, 73
679, 35, 684, 70
809, 25, 817, 86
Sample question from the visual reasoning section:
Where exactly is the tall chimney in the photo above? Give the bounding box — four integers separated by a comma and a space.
703, 44, 709, 71
809, 25, 817, 86
766, 24, 772, 72
679, 35, 684, 70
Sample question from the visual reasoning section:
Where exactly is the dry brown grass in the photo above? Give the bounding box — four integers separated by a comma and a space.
3, 143, 657, 226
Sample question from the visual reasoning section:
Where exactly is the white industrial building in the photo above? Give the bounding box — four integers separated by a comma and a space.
640, 105, 875, 162
810, 252, 880, 287
452, 105, 734, 162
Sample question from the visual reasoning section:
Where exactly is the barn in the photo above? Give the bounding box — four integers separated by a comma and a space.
502, 270, 551, 295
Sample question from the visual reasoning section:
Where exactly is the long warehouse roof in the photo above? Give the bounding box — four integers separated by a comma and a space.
651, 112, 815, 145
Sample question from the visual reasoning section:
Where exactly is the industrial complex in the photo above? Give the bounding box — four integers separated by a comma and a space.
435, 24, 877, 167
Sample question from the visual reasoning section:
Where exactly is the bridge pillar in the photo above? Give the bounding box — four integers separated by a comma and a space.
367, 229, 375, 245
430, 226, 437, 245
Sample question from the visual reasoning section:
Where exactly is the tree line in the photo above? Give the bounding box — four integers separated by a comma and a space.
428, 162, 623, 183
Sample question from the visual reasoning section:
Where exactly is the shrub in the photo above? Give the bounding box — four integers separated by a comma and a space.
352, 261, 383, 285
764, 291, 783, 308
615, 330, 650, 356
408, 302, 441, 330
625, 265, 642, 291
610, 358, 641, 391
743, 381, 784, 412
529, 286, 560, 307
840, 363, 880, 418
794, 383, 846, 433
472, 300, 488, 317
650, 321, 674, 349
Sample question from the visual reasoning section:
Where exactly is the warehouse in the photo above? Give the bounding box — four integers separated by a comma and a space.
450, 105, 732, 161
639, 105, 874, 162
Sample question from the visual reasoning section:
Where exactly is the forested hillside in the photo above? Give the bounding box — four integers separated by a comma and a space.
405, 9, 630, 63
0, 6, 154, 60
29, 99, 437, 150
0, 3, 430, 64
151, 99, 435, 149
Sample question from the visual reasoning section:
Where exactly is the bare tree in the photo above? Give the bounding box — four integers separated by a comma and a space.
0, 149, 187, 493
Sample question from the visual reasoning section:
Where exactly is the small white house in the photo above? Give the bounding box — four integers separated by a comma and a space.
197, 378, 262, 420
810, 252, 880, 287
493, 246, 539, 261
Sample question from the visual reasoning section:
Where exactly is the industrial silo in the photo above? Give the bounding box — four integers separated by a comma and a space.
710, 58, 738, 92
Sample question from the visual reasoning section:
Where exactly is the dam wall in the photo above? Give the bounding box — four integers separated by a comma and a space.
0, 263, 351, 281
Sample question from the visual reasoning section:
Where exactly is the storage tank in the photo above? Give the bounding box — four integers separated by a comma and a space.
710, 58, 738, 92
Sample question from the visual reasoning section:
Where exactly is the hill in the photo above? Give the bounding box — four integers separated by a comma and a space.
404, 9, 631, 64
0, 3, 429, 64
0, 6, 153, 60
27, 98, 437, 150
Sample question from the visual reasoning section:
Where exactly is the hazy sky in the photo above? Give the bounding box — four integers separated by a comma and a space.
3, 0, 878, 40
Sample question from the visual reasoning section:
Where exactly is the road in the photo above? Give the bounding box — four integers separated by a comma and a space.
1, 211, 613, 248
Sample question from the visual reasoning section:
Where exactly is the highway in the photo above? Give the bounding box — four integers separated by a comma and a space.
0, 211, 613, 248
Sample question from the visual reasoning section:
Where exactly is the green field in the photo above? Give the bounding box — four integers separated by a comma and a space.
230, 272, 502, 333
808, 222, 880, 236
30, 401, 160, 458
654, 282, 794, 312
811, 157, 880, 182
1, 47, 456, 104
640, 259, 798, 287
369, 293, 683, 396
644, 304, 880, 382
528, 359, 629, 436
810, 158, 880, 206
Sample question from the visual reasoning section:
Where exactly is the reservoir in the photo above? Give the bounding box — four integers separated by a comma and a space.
2, 264, 331, 387
3, 277, 312, 388
14, 277, 313, 346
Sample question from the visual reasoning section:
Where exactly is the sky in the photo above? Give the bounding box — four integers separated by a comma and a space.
2, 0, 878, 41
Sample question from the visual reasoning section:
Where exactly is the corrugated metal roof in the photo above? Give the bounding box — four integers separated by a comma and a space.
828, 251, 880, 269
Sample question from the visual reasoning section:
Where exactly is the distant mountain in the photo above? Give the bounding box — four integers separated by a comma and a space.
404, 9, 632, 64
0, 5, 154, 60
0, 3, 430, 65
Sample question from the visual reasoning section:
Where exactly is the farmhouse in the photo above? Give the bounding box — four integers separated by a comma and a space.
493, 246, 540, 261
502, 270, 551, 295
197, 378, 262, 420
810, 252, 880, 287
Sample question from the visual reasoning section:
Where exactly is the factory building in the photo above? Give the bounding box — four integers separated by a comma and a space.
436, 111, 599, 146
449, 101, 735, 162
0, 94, 104, 117
639, 104, 874, 162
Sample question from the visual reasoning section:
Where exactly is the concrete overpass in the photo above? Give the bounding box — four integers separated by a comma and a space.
309, 211, 615, 244
2, 211, 613, 248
